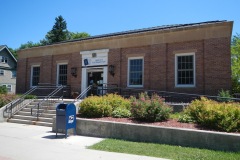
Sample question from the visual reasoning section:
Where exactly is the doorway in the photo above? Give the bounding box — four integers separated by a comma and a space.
88, 72, 103, 87
81, 66, 108, 95
87, 68, 104, 96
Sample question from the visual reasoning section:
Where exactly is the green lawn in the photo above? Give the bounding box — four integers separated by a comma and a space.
89, 139, 240, 160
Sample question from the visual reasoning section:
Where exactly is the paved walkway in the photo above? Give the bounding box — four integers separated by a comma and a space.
0, 123, 168, 160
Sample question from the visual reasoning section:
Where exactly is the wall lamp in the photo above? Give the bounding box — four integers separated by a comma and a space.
71, 67, 77, 77
109, 65, 115, 77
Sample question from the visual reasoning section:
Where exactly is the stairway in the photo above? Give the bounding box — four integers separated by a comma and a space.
7, 99, 61, 127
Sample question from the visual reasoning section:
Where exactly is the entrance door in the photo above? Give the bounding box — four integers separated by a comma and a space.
88, 72, 103, 86
88, 71, 103, 95
81, 67, 108, 95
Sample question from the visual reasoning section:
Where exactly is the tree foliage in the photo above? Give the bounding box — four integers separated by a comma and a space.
8, 47, 17, 59
14, 15, 90, 52
231, 34, 240, 94
69, 32, 90, 39
19, 41, 41, 50
45, 15, 69, 44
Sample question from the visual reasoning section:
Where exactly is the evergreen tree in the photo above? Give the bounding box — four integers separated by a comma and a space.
45, 15, 69, 44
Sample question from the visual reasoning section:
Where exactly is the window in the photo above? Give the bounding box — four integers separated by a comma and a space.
31, 66, 40, 87
0, 69, 4, 76
175, 53, 195, 87
57, 64, 68, 85
128, 58, 143, 87
12, 71, 16, 78
2, 85, 11, 92
0, 56, 8, 63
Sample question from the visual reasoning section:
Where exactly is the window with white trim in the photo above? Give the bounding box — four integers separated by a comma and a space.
128, 58, 143, 87
31, 66, 40, 87
12, 71, 16, 78
2, 84, 11, 92
0, 56, 8, 63
175, 53, 195, 87
57, 64, 68, 86
0, 69, 4, 76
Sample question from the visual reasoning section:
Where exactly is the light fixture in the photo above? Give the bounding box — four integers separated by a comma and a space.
71, 67, 77, 77
109, 65, 115, 77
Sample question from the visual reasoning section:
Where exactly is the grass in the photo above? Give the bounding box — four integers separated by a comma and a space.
89, 139, 240, 160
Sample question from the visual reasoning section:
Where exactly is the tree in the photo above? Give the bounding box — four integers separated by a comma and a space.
19, 41, 41, 50
45, 15, 69, 44
69, 32, 90, 40
13, 15, 90, 50
8, 47, 17, 59
231, 34, 240, 94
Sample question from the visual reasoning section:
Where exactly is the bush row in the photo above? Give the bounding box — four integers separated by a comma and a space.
79, 94, 131, 118
180, 97, 240, 132
79, 93, 172, 122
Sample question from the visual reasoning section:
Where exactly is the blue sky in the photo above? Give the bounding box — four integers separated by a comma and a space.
0, 0, 239, 49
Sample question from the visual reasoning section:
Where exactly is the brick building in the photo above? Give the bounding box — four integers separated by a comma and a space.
16, 20, 233, 96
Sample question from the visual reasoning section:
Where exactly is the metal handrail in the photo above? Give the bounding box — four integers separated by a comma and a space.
75, 85, 92, 101
93, 85, 240, 103
3, 86, 38, 118
31, 85, 64, 120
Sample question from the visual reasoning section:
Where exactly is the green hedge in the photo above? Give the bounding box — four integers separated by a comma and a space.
182, 97, 240, 132
79, 94, 131, 118
79, 93, 172, 121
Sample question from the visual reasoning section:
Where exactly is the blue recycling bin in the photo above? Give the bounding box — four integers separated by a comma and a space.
56, 103, 76, 138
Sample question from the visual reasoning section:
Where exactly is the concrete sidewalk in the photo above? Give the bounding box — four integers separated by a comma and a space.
0, 123, 168, 160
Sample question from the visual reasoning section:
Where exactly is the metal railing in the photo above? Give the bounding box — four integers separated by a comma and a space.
3, 87, 38, 118
31, 85, 64, 120
74, 85, 92, 101
87, 84, 240, 103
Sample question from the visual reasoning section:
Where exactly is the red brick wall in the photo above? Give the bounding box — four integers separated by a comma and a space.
16, 58, 27, 93
204, 37, 231, 95
16, 38, 231, 96
167, 40, 204, 94
108, 38, 231, 95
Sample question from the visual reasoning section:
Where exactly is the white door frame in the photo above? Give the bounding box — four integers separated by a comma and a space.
80, 49, 109, 93
81, 66, 108, 92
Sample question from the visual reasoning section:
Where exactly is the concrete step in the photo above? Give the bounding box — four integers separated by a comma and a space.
33, 99, 63, 103
8, 118, 52, 127
40, 113, 56, 118
22, 108, 44, 112
25, 105, 56, 110
8, 119, 34, 125
35, 121, 52, 127
17, 111, 55, 118
44, 110, 56, 114
12, 115, 53, 123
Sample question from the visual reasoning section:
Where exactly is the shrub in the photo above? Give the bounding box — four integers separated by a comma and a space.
112, 107, 131, 118
79, 96, 112, 118
0, 86, 7, 94
232, 77, 240, 94
183, 97, 240, 132
79, 94, 131, 118
0, 94, 18, 108
104, 94, 131, 110
130, 93, 172, 122
217, 89, 232, 102
178, 114, 195, 123
24, 94, 37, 99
